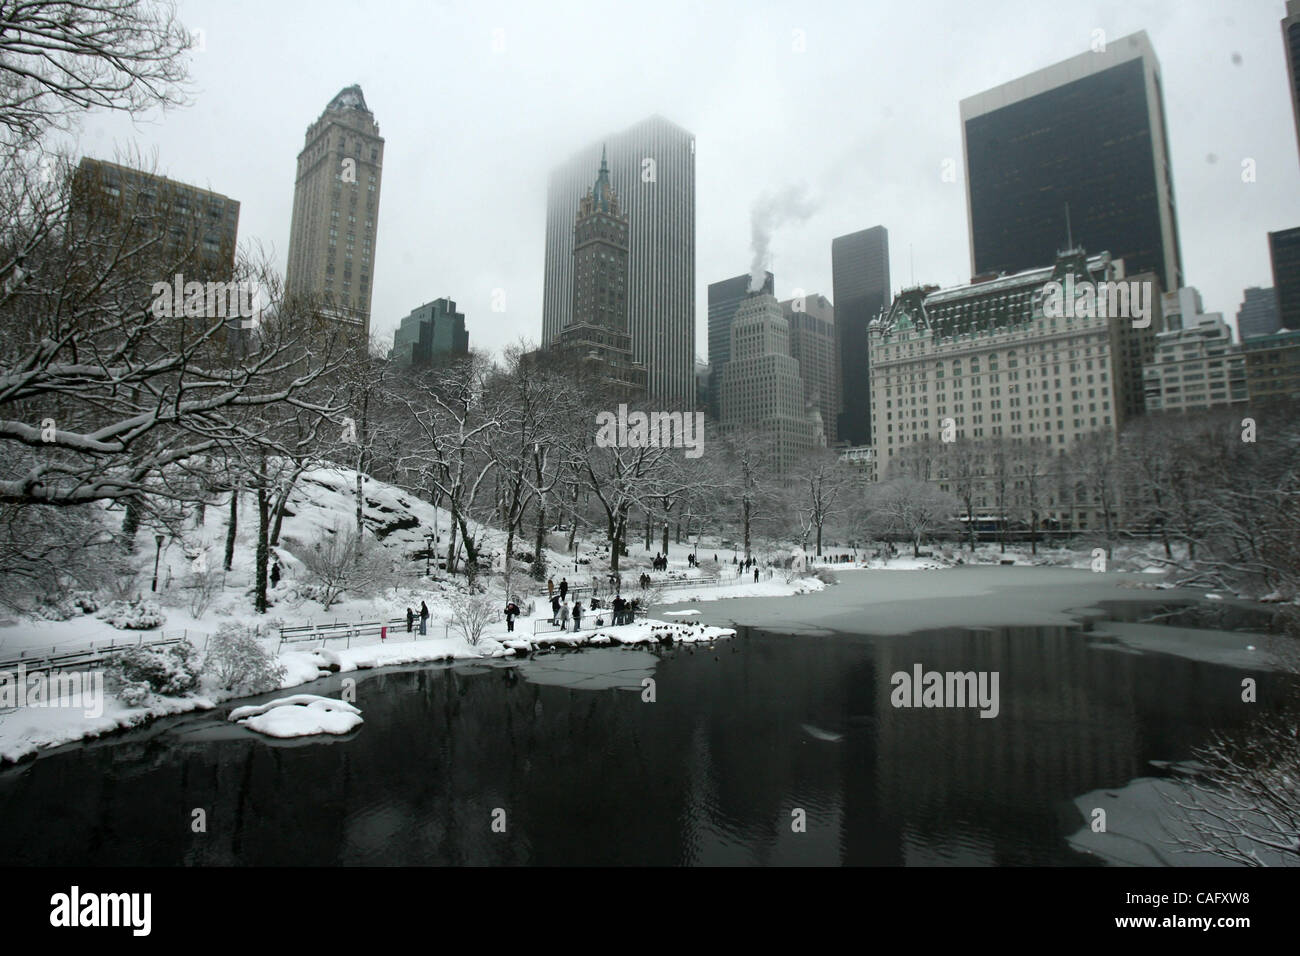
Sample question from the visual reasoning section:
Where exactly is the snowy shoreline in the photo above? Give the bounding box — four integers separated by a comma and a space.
0, 617, 737, 765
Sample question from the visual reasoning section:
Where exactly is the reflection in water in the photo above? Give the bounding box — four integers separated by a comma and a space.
0, 611, 1281, 866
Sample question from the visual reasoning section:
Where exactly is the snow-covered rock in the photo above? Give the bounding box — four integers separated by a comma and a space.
228, 694, 362, 738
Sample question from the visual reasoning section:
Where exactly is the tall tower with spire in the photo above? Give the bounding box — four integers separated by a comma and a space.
285, 84, 384, 342
555, 148, 647, 398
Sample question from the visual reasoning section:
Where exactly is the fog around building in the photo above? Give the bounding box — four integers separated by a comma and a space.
65, 0, 1300, 357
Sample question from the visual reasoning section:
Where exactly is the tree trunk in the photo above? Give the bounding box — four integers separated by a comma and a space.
255, 476, 269, 614
532, 496, 548, 580
661, 522, 669, 558
355, 469, 364, 537
224, 487, 238, 572
121, 496, 140, 551
446, 502, 460, 574
269, 468, 304, 547
742, 499, 752, 561
816, 522, 823, 556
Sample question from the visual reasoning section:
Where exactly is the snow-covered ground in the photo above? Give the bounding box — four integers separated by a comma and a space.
0, 611, 738, 763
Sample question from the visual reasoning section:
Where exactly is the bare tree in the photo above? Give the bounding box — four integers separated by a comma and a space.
789, 449, 859, 557
867, 478, 960, 557
448, 591, 496, 646
939, 437, 984, 552
394, 353, 499, 582
0, 0, 192, 154
292, 527, 386, 610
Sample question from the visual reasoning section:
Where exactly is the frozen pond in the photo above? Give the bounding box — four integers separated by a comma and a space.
0, 568, 1288, 865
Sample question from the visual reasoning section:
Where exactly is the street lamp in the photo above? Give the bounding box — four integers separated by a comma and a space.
425, 531, 436, 577
151, 533, 164, 592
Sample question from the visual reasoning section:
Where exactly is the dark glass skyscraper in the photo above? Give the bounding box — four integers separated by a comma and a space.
1270, 227, 1300, 331
1284, 1, 1300, 165
961, 31, 1182, 294
391, 298, 468, 366
832, 226, 889, 446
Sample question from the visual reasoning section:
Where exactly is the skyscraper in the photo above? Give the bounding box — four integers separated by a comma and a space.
1270, 227, 1300, 330
554, 150, 646, 399
542, 115, 695, 406
1284, 1, 1300, 164
285, 85, 384, 340
781, 293, 840, 444
719, 293, 823, 475
832, 226, 890, 445
391, 298, 469, 367
707, 271, 772, 419
1236, 286, 1281, 341
960, 31, 1182, 294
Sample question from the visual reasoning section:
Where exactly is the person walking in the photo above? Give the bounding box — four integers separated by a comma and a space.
559, 577, 568, 601
572, 599, 583, 631
550, 594, 561, 625
754, 565, 760, 583
419, 601, 429, 636
406, 607, 414, 634
547, 577, 555, 599
505, 601, 518, 633
559, 601, 570, 631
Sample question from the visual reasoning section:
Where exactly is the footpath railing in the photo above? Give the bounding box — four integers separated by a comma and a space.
275, 617, 443, 653
0, 631, 191, 676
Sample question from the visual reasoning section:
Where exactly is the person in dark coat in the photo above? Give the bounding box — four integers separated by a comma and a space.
612, 595, 625, 625
754, 565, 760, 583
270, 561, 281, 588
572, 599, 583, 631
419, 601, 429, 636
559, 578, 568, 600
505, 601, 518, 632
406, 607, 414, 633
550, 594, 561, 625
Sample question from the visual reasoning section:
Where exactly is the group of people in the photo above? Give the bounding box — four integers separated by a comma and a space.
548, 593, 584, 630
650, 553, 669, 571
405, 601, 431, 635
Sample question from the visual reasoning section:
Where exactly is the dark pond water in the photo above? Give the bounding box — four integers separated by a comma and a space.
0, 600, 1286, 866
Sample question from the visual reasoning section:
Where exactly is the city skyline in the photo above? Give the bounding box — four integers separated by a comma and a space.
66, 0, 1300, 359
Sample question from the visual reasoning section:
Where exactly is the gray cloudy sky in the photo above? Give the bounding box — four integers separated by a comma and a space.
71, 0, 1300, 356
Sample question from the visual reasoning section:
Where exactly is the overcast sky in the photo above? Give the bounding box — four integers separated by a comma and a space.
70, 0, 1300, 356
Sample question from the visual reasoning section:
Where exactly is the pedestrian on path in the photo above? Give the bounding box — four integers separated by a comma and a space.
550, 594, 561, 625
406, 607, 414, 633
505, 601, 519, 633
560, 601, 570, 630
559, 577, 568, 600
572, 599, 583, 631
419, 601, 429, 636
547, 577, 554, 598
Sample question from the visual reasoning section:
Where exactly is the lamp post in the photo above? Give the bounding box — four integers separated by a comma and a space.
151, 533, 164, 592
425, 531, 436, 577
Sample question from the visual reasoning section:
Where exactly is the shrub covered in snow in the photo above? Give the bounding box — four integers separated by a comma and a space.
204, 623, 286, 694
96, 597, 165, 630
811, 567, 839, 585
108, 641, 201, 696
33, 598, 78, 621
119, 681, 153, 707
